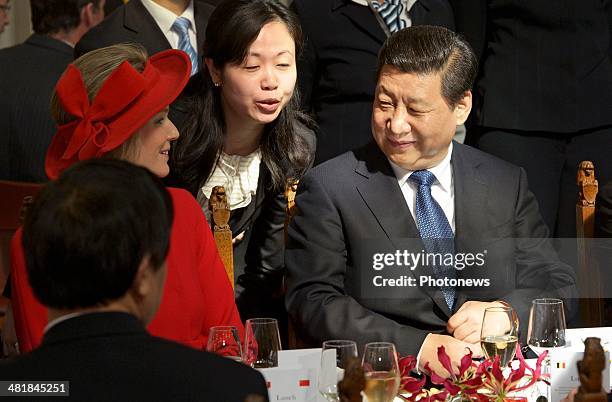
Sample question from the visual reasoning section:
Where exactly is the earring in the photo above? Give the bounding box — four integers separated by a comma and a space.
213, 82, 221, 87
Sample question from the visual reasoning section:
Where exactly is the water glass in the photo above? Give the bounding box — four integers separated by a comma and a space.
318, 340, 358, 402
244, 318, 282, 368
206, 326, 243, 362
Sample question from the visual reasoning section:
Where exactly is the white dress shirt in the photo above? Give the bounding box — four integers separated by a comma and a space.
141, 0, 197, 53
388, 142, 455, 233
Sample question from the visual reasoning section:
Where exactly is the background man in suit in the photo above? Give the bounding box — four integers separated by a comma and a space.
450, 0, 612, 239
285, 26, 576, 376
293, 0, 454, 164
0, 0, 9, 34
75, 0, 213, 75
0, 0, 105, 182
0, 159, 269, 402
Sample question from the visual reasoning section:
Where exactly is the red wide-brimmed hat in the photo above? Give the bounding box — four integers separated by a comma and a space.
45, 49, 191, 180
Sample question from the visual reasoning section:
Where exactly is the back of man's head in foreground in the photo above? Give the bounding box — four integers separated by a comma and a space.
22, 158, 173, 323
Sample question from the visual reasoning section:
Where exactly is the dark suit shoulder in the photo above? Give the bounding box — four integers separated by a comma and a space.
454, 142, 524, 176
75, 4, 134, 56
0, 333, 268, 401
293, 0, 330, 17
195, 0, 215, 16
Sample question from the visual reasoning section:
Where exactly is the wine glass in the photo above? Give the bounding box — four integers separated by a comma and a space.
361, 342, 400, 402
480, 306, 519, 366
243, 318, 282, 368
318, 340, 358, 402
206, 326, 243, 362
527, 298, 566, 356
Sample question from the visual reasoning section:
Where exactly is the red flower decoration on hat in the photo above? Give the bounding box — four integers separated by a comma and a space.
55, 62, 148, 162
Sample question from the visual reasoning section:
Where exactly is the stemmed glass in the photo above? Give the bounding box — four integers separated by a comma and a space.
361, 342, 400, 402
206, 326, 243, 362
318, 340, 358, 402
243, 318, 282, 368
480, 306, 519, 367
527, 298, 567, 356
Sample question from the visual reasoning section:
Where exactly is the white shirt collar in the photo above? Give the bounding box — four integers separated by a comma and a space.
389, 142, 454, 193
141, 0, 196, 36
44, 311, 88, 333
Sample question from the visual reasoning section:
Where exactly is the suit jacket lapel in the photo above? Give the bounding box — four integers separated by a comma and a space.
355, 145, 419, 244
451, 142, 488, 308
333, 0, 387, 44
124, 0, 172, 54
194, 1, 213, 56
452, 142, 487, 256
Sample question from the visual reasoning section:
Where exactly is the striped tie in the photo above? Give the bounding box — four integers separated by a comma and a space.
172, 17, 198, 75
370, 0, 407, 33
409, 170, 456, 311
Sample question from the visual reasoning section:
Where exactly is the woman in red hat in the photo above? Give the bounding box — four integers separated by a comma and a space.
8, 43, 244, 353
172, 0, 315, 334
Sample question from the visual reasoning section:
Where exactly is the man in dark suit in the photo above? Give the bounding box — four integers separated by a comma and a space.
0, 0, 104, 182
75, 0, 213, 66
0, 159, 269, 402
450, 0, 612, 238
285, 26, 576, 375
293, 0, 454, 164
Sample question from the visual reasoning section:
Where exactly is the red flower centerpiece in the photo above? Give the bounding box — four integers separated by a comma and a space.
394, 344, 548, 402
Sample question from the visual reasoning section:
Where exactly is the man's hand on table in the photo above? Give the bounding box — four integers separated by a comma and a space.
447, 301, 506, 343
419, 333, 482, 377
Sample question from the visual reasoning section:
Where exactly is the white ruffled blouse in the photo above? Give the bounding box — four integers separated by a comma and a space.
199, 149, 262, 213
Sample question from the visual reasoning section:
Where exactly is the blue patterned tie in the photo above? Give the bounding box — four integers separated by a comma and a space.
370, 0, 407, 33
172, 17, 198, 75
409, 170, 456, 310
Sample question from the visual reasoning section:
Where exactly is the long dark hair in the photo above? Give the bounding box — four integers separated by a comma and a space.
173, 0, 312, 196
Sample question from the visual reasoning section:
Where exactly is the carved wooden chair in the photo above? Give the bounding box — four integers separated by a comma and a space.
575, 161, 603, 326
209, 186, 234, 289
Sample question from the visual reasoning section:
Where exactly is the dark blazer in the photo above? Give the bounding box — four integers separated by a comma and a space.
285, 141, 577, 356
0, 35, 73, 182
75, 0, 214, 58
450, 0, 612, 133
596, 182, 612, 238
293, 0, 454, 164
0, 312, 269, 402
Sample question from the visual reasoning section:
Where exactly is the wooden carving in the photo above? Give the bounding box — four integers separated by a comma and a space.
577, 161, 598, 207
575, 161, 602, 325
209, 186, 234, 288
338, 357, 366, 402
575, 337, 607, 402
284, 178, 299, 241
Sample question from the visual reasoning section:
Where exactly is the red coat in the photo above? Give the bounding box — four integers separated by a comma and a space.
10, 187, 243, 352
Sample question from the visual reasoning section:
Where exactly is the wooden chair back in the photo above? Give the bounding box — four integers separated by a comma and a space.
209, 186, 234, 289
575, 161, 603, 326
